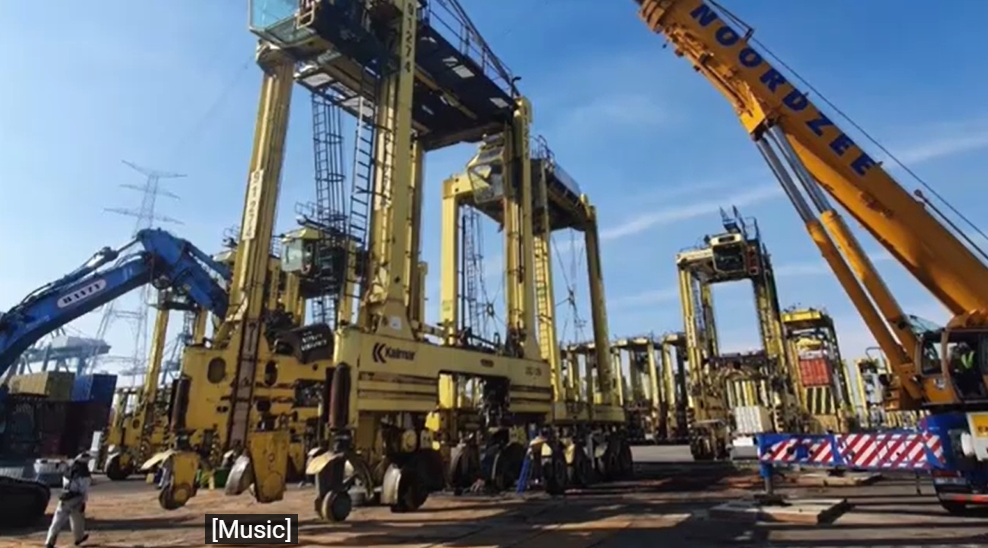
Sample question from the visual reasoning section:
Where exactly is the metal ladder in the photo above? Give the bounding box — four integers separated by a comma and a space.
460, 206, 484, 333
532, 229, 555, 360
346, 69, 390, 301
309, 92, 349, 326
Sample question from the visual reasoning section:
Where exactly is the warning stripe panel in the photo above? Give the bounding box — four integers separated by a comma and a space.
759, 436, 835, 464
758, 432, 946, 470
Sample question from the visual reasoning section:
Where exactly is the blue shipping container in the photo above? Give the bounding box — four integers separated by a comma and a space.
70, 374, 118, 404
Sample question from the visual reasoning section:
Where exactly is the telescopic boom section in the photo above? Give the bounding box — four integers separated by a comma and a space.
636, 0, 988, 318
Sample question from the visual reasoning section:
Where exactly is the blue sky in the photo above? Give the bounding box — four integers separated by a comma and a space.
3, 0, 988, 381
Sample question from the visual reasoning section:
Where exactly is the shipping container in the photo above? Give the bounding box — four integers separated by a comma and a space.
0, 438, 39, 460
799, 357, 833, 387
39, 433, 62, 456
733, 405, 774, 434
36, 401, 68, 433
8, 371, 75, 400
71, 374, 118, 404
84, 402, 113, 429
59, 430, 94, 457
1, 395, 42, 438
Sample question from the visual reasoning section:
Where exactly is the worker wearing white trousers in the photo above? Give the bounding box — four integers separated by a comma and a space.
45, 453, 93, 548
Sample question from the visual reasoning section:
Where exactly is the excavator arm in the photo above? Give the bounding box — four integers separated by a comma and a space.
635, 0, 988, 408
0, 228, 230, 392
0, 227, 229, 527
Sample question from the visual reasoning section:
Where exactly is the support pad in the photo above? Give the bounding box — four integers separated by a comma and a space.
791, 471, 881, 487
709, 497, 850, 524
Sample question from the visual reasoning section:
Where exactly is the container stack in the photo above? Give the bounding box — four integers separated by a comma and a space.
798, 357, 833, 387
0, 372, 118, 461
8, 371, 75, 400
0, 394, 44, 461
36, 400, 68, 455
733, 405, 774, 435
61, 374, 118, 456
71, 374, 117, 404
2, 372, 76, 462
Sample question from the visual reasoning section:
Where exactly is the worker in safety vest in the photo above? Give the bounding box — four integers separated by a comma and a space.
952, 342, 984, 398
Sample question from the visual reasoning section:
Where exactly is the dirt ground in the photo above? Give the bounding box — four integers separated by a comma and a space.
5, 451, 988, 548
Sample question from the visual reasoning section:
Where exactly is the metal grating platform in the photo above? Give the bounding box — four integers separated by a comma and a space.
249, 0, 518, 151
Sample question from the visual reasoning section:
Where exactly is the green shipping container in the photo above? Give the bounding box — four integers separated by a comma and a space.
8, 371, 76, 401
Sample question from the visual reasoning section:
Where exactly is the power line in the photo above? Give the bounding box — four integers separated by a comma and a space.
89, 161, 185, 387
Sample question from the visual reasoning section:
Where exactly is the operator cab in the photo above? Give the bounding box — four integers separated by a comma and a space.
709, 233, 747, 275
916, 320, 988, 403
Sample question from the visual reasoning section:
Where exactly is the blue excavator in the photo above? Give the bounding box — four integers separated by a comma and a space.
0, 228, 230, 527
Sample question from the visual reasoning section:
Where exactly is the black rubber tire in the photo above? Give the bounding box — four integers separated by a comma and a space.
393, 467, 428, 513
321, 491, 352, 523
0, 476, 50, 527
543, 453, 568, 496
105, 456, 132, 482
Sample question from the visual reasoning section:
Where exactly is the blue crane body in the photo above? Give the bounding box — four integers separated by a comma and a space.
0, 228, 230, 527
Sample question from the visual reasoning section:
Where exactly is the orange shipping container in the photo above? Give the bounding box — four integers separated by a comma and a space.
799, 358, 832, 387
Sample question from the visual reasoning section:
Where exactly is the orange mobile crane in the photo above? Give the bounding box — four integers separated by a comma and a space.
633, 0, 988, 512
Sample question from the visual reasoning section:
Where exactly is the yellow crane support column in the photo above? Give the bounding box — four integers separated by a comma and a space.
406, 144, 426, 328
439, 178, 464, 345
659, 333, 689, 441
584, 205, 619, 411
145, 43, 296, 510
497, 100, 540, 360
612, 336, 665, 443
782, 307, 856, 433
677, 265, 729, 460
355, 19, 417, 342
103, 291, 177, 481
699, 283, 719, 356
531, 159, 563, 400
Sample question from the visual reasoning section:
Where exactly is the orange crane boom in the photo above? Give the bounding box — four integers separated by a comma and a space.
634, 0, 988, 408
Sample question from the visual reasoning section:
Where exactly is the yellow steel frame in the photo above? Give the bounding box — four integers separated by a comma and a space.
436, 101, 631, 491
658, 332, 689, 440
143, 41, 299, 510
781, 307, 855, 432
146, 0, 632, 521
103, 293, 176, 480
675, 218, 805, 458
611, 336, 664, 442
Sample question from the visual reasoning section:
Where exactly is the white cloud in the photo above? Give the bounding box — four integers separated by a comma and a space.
560, 94, 666, 134
774, 250, 894, 278
883, 126, 988, 167
541, 50, 673, 137
599, 183, 783, 241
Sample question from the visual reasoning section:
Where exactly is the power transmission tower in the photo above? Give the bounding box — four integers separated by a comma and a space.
91, 160, 184, 386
